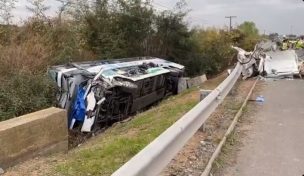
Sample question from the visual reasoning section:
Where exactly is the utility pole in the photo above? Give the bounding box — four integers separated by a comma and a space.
225, 16, 237, 32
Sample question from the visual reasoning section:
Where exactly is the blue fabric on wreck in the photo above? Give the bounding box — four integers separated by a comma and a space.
70, 86, 86, 124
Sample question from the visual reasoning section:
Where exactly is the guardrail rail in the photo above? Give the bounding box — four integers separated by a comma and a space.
112, 63, 242, 176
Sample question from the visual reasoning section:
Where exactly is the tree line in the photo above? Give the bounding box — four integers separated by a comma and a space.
0, 0, 260, 120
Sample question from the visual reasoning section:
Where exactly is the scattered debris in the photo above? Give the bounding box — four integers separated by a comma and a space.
255, 95, 265, 103
49, 57, 185, 132
249, 95, 265, 105
200, 140, 207, 145
227, 69, 232, 75
0, 167, 4, 175
232, 46, 259, 80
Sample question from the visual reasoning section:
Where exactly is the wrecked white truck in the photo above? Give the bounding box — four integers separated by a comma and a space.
48, 57, 184, 132
233, 41, 301, 79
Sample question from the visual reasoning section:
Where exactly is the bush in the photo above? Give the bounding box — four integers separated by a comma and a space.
237, 21, 260, 51
190, 28, 236, 76
0, 19, 95, 121
0, 73, 56, 121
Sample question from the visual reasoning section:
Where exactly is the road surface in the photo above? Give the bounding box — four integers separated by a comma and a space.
224, 80, 304, 176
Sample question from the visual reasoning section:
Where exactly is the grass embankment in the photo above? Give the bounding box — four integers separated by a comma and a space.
53, 75, 226, 176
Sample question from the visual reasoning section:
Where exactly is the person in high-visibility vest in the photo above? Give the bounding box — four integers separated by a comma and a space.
289, 40, 297, 49
295, 39, 304, 49
281, 39, 288, 50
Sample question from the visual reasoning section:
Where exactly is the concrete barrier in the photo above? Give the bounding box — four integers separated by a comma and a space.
0, 107, 68, 169
187, 74, 207, 88
178, 77, 190, 93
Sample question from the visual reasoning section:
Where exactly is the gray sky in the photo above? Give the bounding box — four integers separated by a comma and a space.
11, 0, 304, 35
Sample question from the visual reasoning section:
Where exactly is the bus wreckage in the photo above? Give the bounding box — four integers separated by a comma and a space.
48, 57, 184, 132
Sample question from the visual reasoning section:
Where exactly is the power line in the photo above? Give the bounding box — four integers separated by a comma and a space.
151, 1, 208, 24
290, 25, 293, 34
225, 16, 237, 32
152, 2, 172, 10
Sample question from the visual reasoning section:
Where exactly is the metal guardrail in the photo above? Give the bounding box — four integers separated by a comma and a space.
112, 63, 242, 176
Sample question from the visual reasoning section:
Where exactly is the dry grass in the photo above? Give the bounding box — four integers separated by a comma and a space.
0, 37, 51, 75
0, 21, 95, 121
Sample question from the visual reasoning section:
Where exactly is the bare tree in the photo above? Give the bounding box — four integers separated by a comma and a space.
0, 0, 17, 25
26, 0, 50, 21
66, 0, 91, 22
55, 0, 72, 24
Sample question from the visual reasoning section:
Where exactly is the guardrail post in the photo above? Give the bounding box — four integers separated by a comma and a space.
199, 89, 212, 132
200, 89, 213, 101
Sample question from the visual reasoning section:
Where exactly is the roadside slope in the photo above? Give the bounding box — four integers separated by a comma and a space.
4, 74, 227, 176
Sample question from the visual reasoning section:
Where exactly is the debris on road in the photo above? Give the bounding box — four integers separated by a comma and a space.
233, 42, 302, 79
48, 57, 185, 132
249, 95, 265, 105
0, 168, 4, 175
296, 49, 304, 76
232, 46, 259, 80
264, 50, 299, 78
255, 95, 265, 103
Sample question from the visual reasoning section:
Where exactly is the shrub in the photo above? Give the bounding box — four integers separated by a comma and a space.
191, 28, 236, 76
0, 73, 56, 121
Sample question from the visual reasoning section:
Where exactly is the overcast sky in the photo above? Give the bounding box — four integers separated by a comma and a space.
11, 0, 304, 35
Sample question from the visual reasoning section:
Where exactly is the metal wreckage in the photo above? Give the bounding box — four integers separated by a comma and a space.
233, 41, 302, 80
48, 57, 184, 132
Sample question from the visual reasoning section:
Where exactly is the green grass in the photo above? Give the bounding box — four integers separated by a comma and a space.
53, 76, 226, 176
54, 90, 199, 175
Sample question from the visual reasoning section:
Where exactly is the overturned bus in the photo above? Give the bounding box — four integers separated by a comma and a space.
48, 57, 184, 132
